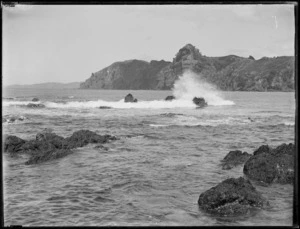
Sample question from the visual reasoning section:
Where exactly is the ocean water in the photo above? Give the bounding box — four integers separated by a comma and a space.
2, 86, 295, 226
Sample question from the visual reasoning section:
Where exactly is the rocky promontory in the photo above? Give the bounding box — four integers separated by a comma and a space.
80, 44, 294, 91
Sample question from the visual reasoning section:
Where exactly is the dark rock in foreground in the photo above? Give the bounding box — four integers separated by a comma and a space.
221, 150, 251, 170
99, 106, 112, 109
25, 149, 73, 165
4, 130, 118, 165
27, 103, 46, 108
32, 97, 39, 102
243, 143, 295, 184
36, 132, 65, 149
253, 145, 272, 156
193, 97, 208, 108
4, 135, 26, 153
63, 130, 116, 149
124, 93, 138, 103
198, 177, 268, 216
165, 95, 175, 101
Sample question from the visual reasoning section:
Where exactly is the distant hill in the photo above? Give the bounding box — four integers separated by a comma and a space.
5, 82, 81, 89
80, 44, 295, 91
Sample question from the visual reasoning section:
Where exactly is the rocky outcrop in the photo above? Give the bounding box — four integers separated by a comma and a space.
63, 130, 116, 149
243, 143, 295, 184
124, 93, 138, 103
3, 130, 117, 164
221, 150, 251, 170
27, 103, 45, 108
198, 177, 268, 216
25, 149, 73, 165
165, 95, 175, 101
193, 97, 208, 108
80, 44, 294, 91
4, 135, 26, 153
32, 97, 39, 102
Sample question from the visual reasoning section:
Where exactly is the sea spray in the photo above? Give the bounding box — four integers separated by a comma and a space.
172, 70, 235, 106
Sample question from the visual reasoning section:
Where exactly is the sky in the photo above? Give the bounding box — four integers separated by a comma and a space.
2, 4, 296, 86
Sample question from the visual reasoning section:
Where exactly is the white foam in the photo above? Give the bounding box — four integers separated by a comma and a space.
282, 121, 295, 126
2, 101, 40, 106
44, 99, 197, 109
172, 70, 235, 106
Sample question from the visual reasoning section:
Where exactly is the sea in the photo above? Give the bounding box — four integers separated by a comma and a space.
2, 75, 296, 226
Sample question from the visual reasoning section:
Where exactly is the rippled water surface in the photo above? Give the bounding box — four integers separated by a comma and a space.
2, 89, 295, 226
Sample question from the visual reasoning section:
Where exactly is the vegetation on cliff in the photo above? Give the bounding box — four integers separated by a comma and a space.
80, 44, 294, 91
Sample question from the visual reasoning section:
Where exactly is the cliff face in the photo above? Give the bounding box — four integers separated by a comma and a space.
80, 59, 170, 90
80, 44, 295, 91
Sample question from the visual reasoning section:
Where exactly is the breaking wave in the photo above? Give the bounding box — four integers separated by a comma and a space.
172, 70, 235, 106
3, 72, 234, 109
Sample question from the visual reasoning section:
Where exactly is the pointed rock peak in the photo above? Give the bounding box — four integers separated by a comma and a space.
174, 43, 202, 63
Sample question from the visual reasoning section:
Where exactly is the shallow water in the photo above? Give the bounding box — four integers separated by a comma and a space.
2, 88, 295, 226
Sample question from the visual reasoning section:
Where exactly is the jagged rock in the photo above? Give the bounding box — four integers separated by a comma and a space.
27, 103, 45, 108
253, 145, 272, 156
221, 150, 251, 170
25, 149, 74, 165
4, 135, 26, 153
36, 132, 65, 149
243, 143, 295, 184
198, 177, 268, 216
124, 93, 138, 103
19, 139, 58, 154
99, 106, 112, 109
193, 97, 208, 108
63, 130, 116, 149
165, 95, 175, 101
4, 130, 118, 165
32, 97, 39, 102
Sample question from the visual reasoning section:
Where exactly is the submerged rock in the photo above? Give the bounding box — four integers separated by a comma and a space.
243, 143, 295, 184
94, 144, 109, 151
221, 150, 251, 170
124, 93, 138, 103
32, 97, 39, 102
4, 135, 26, 153
193, 97, 207, 108
198, 177, 268, 216
165, 95, 175, 101
2, 115, 26, 123
27, 103, 45, 108
25, 149, 74, 165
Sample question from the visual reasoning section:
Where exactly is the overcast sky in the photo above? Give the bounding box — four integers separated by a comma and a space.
2, 4, 295, 85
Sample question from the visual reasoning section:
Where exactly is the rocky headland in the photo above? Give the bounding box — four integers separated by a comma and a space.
80, 44, 294, 91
